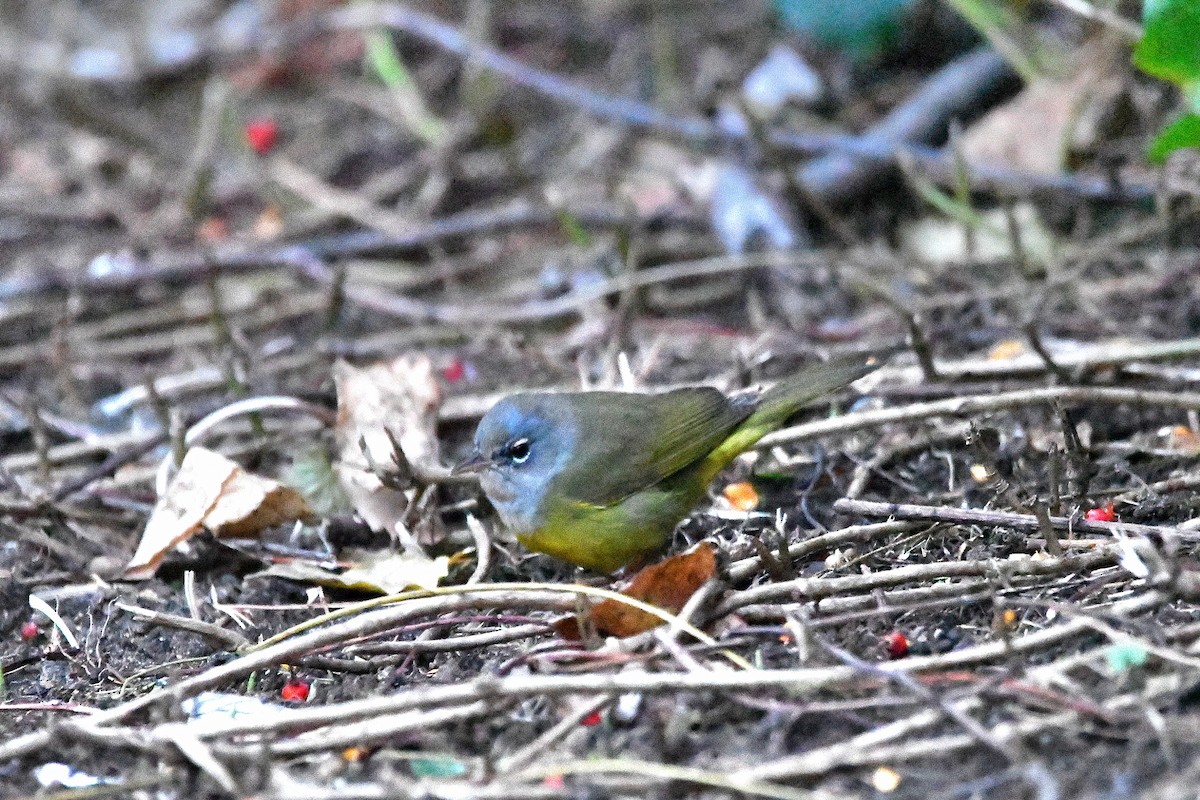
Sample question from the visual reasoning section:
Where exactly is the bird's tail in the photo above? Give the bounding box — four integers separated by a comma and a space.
697, 355, 881, 485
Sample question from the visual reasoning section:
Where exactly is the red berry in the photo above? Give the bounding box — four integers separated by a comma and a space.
245, 118, 279, 156
581, 711, 602, 727
281, 680, 310, 702
441, 359, 466, 384
1085, 503, 1116, 523
884, 632, 908, 659
19, 621, 38, 641
197, 216, 229, 244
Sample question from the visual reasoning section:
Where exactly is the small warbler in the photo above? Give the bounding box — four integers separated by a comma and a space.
455, 356, 879, 572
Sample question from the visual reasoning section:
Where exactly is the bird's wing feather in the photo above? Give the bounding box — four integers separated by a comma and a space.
552, 387, 751, 506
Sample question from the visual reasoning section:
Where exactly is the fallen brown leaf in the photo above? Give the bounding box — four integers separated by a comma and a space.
557, 544, 717, 639
125, 447, 311, 579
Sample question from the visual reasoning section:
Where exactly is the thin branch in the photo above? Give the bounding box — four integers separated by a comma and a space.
326, 5, 1150, 205
832, 498, 1200, 543
717, 547, 1119, 615
760, 385, 1200, 449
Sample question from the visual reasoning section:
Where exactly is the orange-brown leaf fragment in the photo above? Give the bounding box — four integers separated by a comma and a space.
987, 340, 1026, 361
587, 544, 717, 638
1168, 425, 1200, 453
722, 481, 759, 511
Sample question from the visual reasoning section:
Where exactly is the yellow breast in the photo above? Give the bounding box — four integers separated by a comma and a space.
517, 496, 676, 573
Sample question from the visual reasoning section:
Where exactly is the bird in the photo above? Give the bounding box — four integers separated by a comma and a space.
453, 356, 879, 573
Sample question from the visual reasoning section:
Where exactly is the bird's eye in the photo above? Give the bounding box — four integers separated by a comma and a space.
508, 438, 531, 463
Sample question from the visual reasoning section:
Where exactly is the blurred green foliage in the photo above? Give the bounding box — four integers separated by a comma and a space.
1133, 0, 1200, 162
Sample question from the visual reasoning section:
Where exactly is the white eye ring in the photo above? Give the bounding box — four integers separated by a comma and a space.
509, 438, 531, 463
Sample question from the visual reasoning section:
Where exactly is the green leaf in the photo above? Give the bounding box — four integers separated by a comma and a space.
365, 30, 448, 144
899, 159, 998, 233
1133, 0, 1200, 87
1147, 113, 1200, 163
555, 208, 592, 248
1105, 642, 1149, 673
366, 29, 411, 90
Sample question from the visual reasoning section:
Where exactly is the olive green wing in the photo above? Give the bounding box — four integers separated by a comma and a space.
695, 355, 881, 485
552, 387, 751, 507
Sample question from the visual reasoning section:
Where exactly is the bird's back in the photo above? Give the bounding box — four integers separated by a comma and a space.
543, 386, 753, 507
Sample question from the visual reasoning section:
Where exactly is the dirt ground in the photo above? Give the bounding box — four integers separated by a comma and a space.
2, 1, 1200, 798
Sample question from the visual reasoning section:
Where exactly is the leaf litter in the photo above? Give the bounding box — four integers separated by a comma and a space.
0, 2, 1199, 799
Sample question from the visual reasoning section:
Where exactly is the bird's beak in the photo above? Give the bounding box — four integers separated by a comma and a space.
451, 451, 490, 476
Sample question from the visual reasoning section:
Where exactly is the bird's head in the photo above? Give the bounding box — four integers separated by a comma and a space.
454, 394, 577, 532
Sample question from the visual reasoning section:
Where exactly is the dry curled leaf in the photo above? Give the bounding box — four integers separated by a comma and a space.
124, 447, 311, 579
556, 544, 717, 639
333, 355, 442, 552
258, 549, 448, 594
